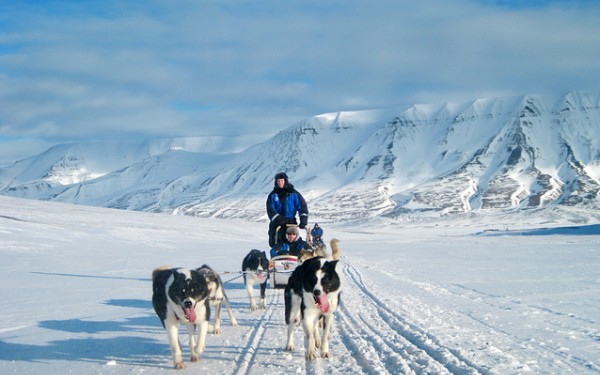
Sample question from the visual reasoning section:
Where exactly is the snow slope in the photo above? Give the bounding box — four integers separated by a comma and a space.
2, 91, 599, 223
0, 195, 598, 374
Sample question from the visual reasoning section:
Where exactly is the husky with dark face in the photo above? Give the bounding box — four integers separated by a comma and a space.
196, 264, 238, 334
152, 267, 210, 369
242, 249, 270, 310
284, 256, 342, 360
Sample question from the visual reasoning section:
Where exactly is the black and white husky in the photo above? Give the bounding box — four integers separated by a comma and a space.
242, 249, 270, 310
284, 256, 342, 360
152, 267, 210, 369
196, 264, 238, 334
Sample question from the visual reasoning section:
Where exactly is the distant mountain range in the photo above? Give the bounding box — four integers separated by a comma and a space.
1, 91, 599, 224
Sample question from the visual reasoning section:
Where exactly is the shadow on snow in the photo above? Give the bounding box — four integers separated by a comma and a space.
0, 294, 252, 368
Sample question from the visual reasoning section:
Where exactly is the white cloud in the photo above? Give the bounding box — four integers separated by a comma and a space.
1, 0, 599, 163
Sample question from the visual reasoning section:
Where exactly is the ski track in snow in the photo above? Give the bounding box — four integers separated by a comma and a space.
338, 262, 484, 375
5, 259, 595, 375
1, 250, 598, 375
443, 283, 600, 373
233, 289, 285, 375
1, 196, 599, 374
214, 260, 489, 375
215, 258, 599, 375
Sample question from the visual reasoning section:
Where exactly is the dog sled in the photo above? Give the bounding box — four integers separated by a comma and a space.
269, 254, 298, 289
268, 224, 313, 289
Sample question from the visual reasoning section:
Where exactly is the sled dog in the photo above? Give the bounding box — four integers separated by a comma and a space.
330, 238, 341, 260
297, 247, 315, 264
284, 256, 342, 360
242, 249, 270, 310
312, 239, 327, 258
152, 266, 210, 369
298, 238, 341, 263
196, 264, 238, 334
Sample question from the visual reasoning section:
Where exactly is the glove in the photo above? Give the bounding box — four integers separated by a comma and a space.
299, 217, 307, 229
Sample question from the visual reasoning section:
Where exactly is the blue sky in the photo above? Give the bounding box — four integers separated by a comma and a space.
1, 0, 599, 164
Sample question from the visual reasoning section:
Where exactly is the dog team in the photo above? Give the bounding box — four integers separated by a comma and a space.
152, 173, 342, 369
152, 237, 342, 369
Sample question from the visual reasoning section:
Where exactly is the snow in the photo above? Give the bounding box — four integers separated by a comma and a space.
2, 91, 600, 221
0, 195, 599, 374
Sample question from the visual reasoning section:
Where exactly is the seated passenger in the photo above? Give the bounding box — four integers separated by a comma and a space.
270, 226, 311, 258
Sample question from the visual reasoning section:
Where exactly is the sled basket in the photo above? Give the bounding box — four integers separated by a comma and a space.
269, 254, 298, 289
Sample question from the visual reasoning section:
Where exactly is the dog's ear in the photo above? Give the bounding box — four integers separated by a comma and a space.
323, 260, 340, 272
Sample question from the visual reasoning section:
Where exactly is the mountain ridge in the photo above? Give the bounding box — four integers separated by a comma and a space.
1, 91, 599, 224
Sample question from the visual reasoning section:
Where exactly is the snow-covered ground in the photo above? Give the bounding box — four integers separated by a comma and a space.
0, 195, 598, 374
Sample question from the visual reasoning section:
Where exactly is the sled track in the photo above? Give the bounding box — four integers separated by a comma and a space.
447, 283, 598, 373
233, 291, 282, 375
339, 262, 488, 375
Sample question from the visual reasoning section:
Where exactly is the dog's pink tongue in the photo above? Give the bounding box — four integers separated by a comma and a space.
317, 294, 330, 313
184, 307, 197, 323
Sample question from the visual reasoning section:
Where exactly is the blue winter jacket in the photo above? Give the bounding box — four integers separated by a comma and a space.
266, 183, 308, 228
311, 226, 323, 238
270, 237, 309, 257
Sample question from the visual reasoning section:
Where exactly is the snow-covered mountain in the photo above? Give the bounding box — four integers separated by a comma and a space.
1, 91, 599, 224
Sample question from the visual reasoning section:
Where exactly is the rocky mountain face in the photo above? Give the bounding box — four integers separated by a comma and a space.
1, 91, 599, 224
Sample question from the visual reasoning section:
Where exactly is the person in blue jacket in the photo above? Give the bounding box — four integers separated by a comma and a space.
266, 172, 308, 248
270, 226, 311, 258
311, 223, 324, 245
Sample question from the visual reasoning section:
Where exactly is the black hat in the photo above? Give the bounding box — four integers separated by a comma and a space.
274, 172, 288, 181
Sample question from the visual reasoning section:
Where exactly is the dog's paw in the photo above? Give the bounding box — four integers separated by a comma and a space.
212, 328, 222, 335
306, 350, 318, 361
286, 344, 295, 351
231, 319, 238, 326
321, 351, 332, 359
174, 361, 186, 369
250, 305, 258, 311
